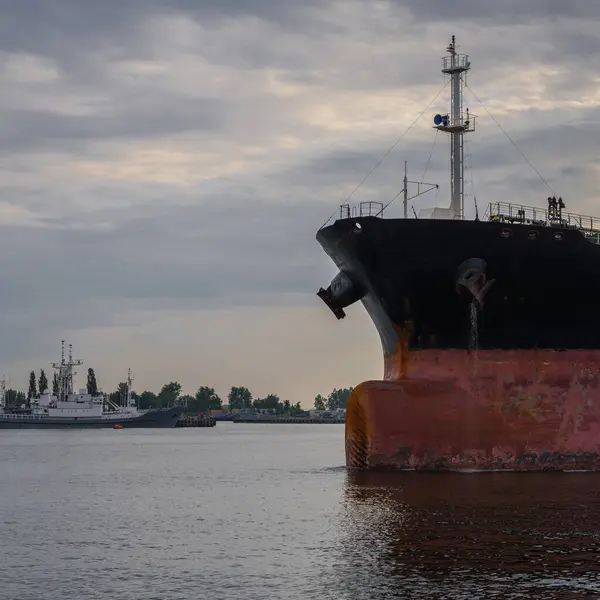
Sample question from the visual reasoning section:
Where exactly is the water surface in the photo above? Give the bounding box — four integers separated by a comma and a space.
1, 424, 599, 599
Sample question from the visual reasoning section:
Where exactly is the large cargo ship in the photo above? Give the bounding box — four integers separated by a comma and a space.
0, 342, 183, 428
316, 37, 600, 471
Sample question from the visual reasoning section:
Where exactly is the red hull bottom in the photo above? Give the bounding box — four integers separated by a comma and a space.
346, 350, 600, 471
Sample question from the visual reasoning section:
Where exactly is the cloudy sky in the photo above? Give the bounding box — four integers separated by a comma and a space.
0, 0, 599, 403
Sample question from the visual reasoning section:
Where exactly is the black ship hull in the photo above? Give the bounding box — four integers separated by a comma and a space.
0, 406, 184, 429
318, 216, 600, 354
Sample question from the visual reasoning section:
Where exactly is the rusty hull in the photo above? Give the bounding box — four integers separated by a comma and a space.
345, 349, 600, 471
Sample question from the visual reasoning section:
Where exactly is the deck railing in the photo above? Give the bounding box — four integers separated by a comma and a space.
0, 413, 44, 420
339, 201, 385, 220
485, 201, 600, 245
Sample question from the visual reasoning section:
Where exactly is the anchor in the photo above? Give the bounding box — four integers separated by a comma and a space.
456, 258, 496, 308
317, 271, 365, 320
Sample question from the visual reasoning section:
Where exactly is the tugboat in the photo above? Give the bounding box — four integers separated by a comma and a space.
316, 36, 600, 471
0, 342, 183, 428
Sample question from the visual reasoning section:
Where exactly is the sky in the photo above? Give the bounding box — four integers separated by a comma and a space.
0, 0, 599, 404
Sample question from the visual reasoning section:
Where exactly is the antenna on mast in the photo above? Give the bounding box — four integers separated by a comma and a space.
52, 341, 83, 402
433, 35, 476, 219
402, 161, 439, 218
126, 368, 136, 409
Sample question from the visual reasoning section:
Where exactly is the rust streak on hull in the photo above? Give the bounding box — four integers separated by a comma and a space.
346, 349, 600, 471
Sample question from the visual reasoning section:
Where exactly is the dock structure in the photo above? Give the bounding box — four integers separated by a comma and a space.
233, 416, 344, 424
175, 416, 216, 428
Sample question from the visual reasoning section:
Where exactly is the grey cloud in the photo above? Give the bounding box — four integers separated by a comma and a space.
401, 0, 600, 24
0, 193, 333, 364
0, 0, 322, 56
1, 0, 594, 170
0, 97, 227, 154
272, 140, 442, 210
0, 189, 331, 308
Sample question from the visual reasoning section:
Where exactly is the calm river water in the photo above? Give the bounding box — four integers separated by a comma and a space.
1, 424, 599, 599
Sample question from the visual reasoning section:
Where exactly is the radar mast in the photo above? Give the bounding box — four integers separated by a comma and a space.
433, 35, 476, 218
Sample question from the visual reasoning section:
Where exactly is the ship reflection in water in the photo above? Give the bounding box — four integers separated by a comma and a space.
337, 472, 600, 598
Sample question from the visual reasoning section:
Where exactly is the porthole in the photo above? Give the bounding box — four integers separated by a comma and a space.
554, 232, 563, 241
528, 230, 538, 240
500, 228, 511, 238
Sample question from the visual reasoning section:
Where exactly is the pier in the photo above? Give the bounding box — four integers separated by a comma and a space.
233, 416, 344, 424
175, 416, 216, 428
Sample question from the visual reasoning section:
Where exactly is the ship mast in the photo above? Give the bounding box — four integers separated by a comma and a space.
402, 161, 438, 219
51, 341, 83, 402
0, 377, 5, 408
433, 35, 475, 218
126, 368, 136, 409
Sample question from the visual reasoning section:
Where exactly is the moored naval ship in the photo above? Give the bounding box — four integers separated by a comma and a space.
0, 342, 182, 428
316, 36, 600, 471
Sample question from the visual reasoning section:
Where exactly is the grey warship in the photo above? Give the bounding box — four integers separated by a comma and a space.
0, 342, 183, 429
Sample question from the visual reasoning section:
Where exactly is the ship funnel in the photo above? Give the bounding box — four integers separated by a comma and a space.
317, 271, 365, 320
455, 258, 496, 308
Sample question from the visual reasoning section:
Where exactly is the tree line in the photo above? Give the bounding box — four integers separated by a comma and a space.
4, 367, 353, 414
312, 388, 353, 411
3, 368, 56, 406
132, 384, 352, 414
